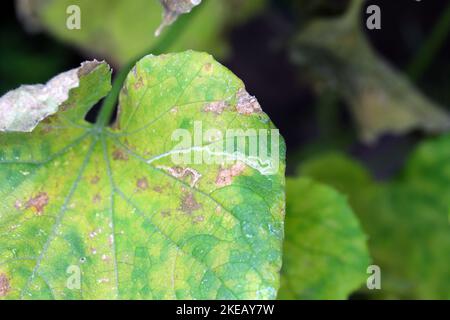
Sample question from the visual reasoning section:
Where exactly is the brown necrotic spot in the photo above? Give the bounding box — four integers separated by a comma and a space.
137, 178, 149, 191
0, 273, 10, 297
203, 63, 213, 73
92, 194, 102, 204
203, 101, 227, 115
77, 60, 102, 77
215, 162, 246, 187
26, 192, 49, 215
90, 175, 100, 184
160, 166, 201, 188
236, 89, 262, 115
112, 148, 129, 161
180, 192, 202, 214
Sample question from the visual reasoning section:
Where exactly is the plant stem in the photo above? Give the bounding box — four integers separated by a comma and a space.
95, 8, 202, 128
407, 2, 450, 82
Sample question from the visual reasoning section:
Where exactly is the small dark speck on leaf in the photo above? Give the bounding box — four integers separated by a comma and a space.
161, 210, 171, 217
91, 175, 100, 184
93, 194, 102, 204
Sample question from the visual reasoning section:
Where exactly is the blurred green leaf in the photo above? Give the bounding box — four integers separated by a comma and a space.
16, 0, 266, 66
279, 178, 370, 300
292, 0, 450, 143
299, 135, 450, 299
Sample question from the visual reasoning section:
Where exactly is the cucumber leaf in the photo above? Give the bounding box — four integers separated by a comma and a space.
0, 51, 285, 300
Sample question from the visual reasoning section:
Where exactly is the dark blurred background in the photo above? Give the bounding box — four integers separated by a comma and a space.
1, 0, 449, 179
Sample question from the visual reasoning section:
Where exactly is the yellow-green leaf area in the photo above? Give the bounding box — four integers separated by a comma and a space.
279, 178, 370, 300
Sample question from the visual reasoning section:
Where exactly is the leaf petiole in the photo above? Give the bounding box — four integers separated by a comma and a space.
95, 4, 203, 128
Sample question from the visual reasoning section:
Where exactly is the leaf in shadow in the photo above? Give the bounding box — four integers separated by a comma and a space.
291, 0, 450, 143
298, 139, 450, 299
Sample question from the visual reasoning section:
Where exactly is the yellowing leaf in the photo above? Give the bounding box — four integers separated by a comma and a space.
0, 51, 286, 300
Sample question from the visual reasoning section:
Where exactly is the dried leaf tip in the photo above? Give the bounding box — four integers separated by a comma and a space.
0, 60, 102, 133
155, 0, 202, 37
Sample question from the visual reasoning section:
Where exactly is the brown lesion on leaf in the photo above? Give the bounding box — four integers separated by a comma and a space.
0, 273, 10, 297
180, 192, 202, 214
203, 101, 228, 115
161, 210, 171, 217
26, 192, 49, 216
112, 148, 129, 161
134, 77, 144, 90
60, 101, 75, 112
92, 194, 102, 204
39, 117, 56, 133
90, 175, 100, 184
159, 166, 202, 188
136, 178, 149, 191
203, 63, 214, 72
236, 88, 262, 115
77, 60, 102, 77
215, 162, 247, 187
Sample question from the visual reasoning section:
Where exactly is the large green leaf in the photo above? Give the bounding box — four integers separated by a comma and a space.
299, 139, 450, 299
278, 178, 370, 300
0, 51, 285, 299
16, 0, 266, 66
292, 0, 450, 143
